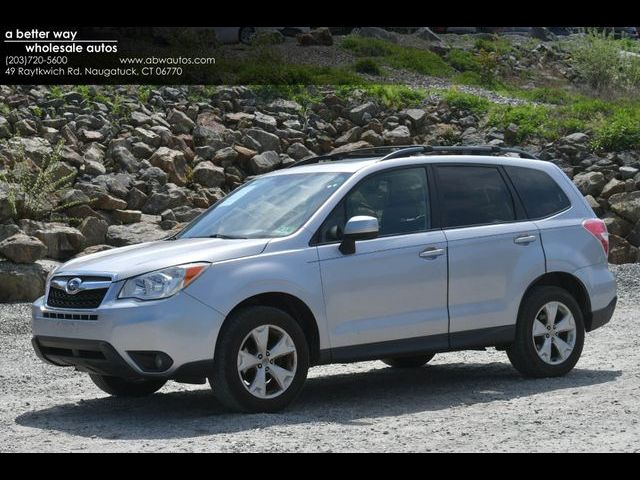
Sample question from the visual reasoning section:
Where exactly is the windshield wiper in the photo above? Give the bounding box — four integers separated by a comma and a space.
207, 234, 249, 239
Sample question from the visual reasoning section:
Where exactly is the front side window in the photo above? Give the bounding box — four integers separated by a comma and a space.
178, 172, 350, 239
436, 165, 516, 228
317, 168, 430, 243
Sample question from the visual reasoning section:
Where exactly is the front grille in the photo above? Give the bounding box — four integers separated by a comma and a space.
47, 287, 108, 309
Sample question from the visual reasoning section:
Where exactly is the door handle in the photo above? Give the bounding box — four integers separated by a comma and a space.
514, 234, 537, 245
419, 247, 445, 259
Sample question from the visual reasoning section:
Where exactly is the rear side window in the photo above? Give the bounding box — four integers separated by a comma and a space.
504, 166, 570, 219
436, 165, 516, 228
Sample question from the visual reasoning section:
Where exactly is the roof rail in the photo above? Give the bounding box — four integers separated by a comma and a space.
288, 144, 538, 168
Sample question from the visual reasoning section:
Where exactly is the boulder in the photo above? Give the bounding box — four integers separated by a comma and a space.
383, 125, 412, 145
106, 222, 168, 247
249, 151, 281, 175
254, 112, 278, 132
330, 141, 373, 154
573, 172, 606, 197
212, 147, 239, 167
627, 221, 640, 248
287, 142, 315, 161
79, 216, 109, 247
111, 145, 138, 173
0, 224, 21, 242
167, 109, 195, 134
296, 27, 334, 46
348, 102, 378, 125
112, 209, 142, 224
93, 192, 128, 211
0, 116, 11, 139
357, 27, 398, 43
601, 178, 626, 199
608, 191, 640, 224
75, 244, 115, 257
19, 221, 85, 260
0, 233, 47, 263
0, 260, 60, 302
246, 129, 281, 153
608, 234, 639, 264
619, 166, 639, 180
149, 147, 188, 186
192, 161, 226, 187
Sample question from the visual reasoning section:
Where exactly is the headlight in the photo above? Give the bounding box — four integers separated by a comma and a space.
118, 262, 209, 301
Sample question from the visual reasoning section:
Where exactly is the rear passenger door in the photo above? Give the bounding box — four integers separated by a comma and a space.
433, 164, 546, 347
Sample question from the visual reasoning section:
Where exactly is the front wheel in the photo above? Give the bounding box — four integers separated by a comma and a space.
210, 306, 309, 413
89, 374, 166, 397
507, 286, 585, 378
382, 354, 435, 368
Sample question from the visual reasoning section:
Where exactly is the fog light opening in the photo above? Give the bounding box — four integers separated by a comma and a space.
128, 351, 174, 373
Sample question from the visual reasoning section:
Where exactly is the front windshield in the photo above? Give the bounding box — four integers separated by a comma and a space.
177, 172, 350, 239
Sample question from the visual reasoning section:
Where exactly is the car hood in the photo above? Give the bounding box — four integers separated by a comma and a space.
55, 238, 270, 280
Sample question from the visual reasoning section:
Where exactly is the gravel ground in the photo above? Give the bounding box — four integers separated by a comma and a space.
1, 264, 638, 452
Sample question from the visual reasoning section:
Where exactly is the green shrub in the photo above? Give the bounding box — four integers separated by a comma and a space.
251, 85, 322, 108
591, 108, 640, 151
474, 37, 512, 55
340, 35, 453, 77
0, 140, 82, 221
137, 86, 151, 104
49, 86, 63, 99
354, 58, 382, 76
441, 89, 490, 114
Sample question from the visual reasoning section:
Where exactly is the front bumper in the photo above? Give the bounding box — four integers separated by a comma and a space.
31, 290, 225, 378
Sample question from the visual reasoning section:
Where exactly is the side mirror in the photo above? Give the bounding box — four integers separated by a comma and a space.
339, 216, 379, 255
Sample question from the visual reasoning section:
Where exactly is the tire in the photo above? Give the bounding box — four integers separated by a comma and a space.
89, 374, 166, 397
507, 286, 585, 378
210, 306, 309, 413
382, 354, 435, 368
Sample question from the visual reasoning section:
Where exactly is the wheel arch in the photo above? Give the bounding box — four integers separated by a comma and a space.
218, 292, 321, 365
520, 272, 593, 330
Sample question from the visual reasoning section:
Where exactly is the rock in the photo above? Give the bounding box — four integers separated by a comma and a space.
75, 244, 115, 257
139, 166, 168, 186
15, 119, 37, 136
84, 160, 107, 176
573, 172, 606, 197
530, 27, 557, 41
0, 233, 47, 263
608, 234, 639, 264
584, 195, 603, 216
608, 191, 640, 224
134, 127, 161, 148
627, 221, 640, 248
19, 221, 85, 260
192, 161, 226, 187
348, 102, 378, 125
193, 125, 226, 149
335, 127, 362, 146
60, 146, 84, 167
383, 125, 412, 145
106, 222, 168, 247
601, 178, 626, 199
254, 112, 278, 132
249, 151, 281, 174
6, 137, 52, 166
233, 145, 258, 162
246, 129, 281, 153
112, 209, 142, 224
132, 142, 155, 159
80, 130, 104, 143
0, 224, 21, 242
603, 214, 633, 237
93, 192, 128, 211
268, 99, 303, 114
296, 27, 334, 46
504, 123, 519, 145
213, 147, 239, 167
79, 216, 108, 247
357, 27, 398, 43
126, 188, 148, 210
287, 142, 315, 161
0, 116, 11, 139
361, 130, 384, 146
161, 209, 176, 222
142, 186, 187, 215
330, 141, 373, 154
167, 109, 195, 134
130, 111, 153, 126
562, 132, 589, 145
111, 145, 138, 173
149, 147, 188, 186
619, 166, 639, 180
401, 109, 427, 129
0, 260, 59, 302
172, 206, 205, 222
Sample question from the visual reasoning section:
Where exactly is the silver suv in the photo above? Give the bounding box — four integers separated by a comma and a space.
31, 145, 617, 412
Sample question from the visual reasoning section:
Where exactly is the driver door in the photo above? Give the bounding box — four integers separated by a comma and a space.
314, 167, 449, 357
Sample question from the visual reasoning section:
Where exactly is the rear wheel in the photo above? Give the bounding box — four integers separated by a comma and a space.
210, 306, 309, 413
89, 374, 166, 397
507, 286, 585, 378
382, 353, 435, 368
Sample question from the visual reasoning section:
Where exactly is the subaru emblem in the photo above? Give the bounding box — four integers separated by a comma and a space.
65, 277, 82, 295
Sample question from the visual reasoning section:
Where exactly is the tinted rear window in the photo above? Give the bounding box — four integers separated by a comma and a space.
436, 166, 516, 228
505, 166, 570, 219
